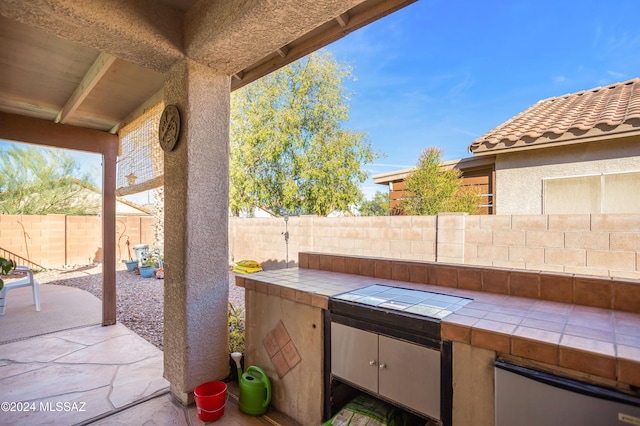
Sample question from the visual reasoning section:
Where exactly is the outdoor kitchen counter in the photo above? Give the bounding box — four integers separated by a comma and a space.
236, 267, 640, 390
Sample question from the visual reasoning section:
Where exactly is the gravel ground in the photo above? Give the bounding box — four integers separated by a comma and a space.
35, 263, 245, 351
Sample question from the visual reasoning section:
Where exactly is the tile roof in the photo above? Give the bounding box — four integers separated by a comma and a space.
469, 78, 640, 154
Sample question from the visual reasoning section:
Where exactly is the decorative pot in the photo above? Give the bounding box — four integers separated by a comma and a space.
139, 266, 155, 278
125, 260, 138, 272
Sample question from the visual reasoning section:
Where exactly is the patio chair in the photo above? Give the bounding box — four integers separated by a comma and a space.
0, 266, 41, 315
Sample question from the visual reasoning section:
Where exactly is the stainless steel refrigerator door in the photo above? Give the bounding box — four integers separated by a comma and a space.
495, 363, 640, 426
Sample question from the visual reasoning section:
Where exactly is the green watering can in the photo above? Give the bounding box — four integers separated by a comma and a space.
231, 352, 272, 416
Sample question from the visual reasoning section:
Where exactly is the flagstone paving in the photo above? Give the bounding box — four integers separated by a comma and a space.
0, 281, 298, 425
0, 323, 167, 425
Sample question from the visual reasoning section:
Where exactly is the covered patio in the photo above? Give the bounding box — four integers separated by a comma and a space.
0, 283, 296, 425
0, 0, 416, 418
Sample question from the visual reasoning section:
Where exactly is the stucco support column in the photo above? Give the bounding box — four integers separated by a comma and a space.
163, 59, 230, 404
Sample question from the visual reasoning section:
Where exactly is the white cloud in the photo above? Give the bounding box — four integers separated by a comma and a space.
607, 71, 627, 80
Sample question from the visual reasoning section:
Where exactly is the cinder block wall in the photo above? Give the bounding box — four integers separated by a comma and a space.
0, 214, 153, 268
229, 215, 438, 270
230, 213, 640, 280
464, 214, 640, 279
3, 212, 639, 278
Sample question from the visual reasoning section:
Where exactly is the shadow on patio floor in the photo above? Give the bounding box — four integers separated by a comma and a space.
0, 280, 299, 425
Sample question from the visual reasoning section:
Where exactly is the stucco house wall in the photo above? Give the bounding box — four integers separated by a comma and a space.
495, 138, 640, 215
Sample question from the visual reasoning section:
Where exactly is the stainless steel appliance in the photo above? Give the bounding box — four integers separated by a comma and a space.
326, 284, 472, 425
495, 360, 640, 426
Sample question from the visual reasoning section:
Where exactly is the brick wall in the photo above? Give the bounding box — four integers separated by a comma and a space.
230, 213, 640, 280
0, 214, 154, 268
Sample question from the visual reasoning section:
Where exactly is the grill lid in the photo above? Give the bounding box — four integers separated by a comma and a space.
332, 284, 472, 320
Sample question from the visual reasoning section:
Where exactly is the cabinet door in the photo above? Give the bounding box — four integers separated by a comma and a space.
378, 335, 441, 419
331, 322, 379, 393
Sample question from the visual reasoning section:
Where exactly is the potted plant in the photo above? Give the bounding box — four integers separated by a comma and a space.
228, 301, 245, 381
0, 256, 16, 291
124, 238, 138, 272
138, 247, 155, 278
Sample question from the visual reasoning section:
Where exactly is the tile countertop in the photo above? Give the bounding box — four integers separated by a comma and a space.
236, 267, 640, 389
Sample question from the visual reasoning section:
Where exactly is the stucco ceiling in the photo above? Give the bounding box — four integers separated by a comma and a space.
0, 0, 415, 135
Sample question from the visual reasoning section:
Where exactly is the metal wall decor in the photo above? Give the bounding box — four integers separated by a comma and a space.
159, 104, 181, 152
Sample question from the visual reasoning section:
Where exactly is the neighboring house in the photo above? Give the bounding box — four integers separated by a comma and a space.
0, 177, 151, 216
75, 178, 152, 216
470, 77, 640, 214
373, 156, 495, 215
375, 78, 640, 215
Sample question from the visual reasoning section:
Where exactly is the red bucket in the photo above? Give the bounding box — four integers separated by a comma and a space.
194, 381, 227, 422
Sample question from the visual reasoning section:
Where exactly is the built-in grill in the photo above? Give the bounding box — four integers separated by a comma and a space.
326, 284, 471, 426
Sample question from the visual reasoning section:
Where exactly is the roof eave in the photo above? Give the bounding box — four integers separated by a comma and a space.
471, 123, 640, 156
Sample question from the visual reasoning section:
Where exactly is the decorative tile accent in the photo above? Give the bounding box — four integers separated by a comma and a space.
272, 321, 290, 347
262, 321, 301, 378
282, 341, 301, 368
262, 332, 280, 358
271, 351, 290, 378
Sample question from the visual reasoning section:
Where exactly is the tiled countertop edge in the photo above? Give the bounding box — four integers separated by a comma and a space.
235, 268, 640, 390
237, 275, 330, 310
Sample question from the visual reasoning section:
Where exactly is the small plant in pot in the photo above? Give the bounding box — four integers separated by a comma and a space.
228, 301, 245, 381
124, 238, 138, 272
0, 256, 16, 291
138, 248, 155, 278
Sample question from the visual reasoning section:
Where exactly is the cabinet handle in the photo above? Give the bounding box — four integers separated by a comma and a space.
379, 363, 387, 369
369, 360, 377, 366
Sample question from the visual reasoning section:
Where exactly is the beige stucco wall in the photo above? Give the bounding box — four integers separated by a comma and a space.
452, 342, 495, 426
245, 290, 325, 425
494, 138, 640, 215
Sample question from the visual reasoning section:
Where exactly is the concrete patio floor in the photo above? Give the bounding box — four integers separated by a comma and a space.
0, 285, 298, 425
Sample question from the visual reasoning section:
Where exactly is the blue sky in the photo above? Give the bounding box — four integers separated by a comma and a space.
324, 0, 640, 197
3, 0, 640, 203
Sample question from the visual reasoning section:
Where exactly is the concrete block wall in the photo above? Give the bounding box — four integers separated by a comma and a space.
66, 216, 102, 265
229, 217, 296, 269
230, 213, 640, 280
0, 215, 62, 268
3, 212, 638, 278
464, 214, 640, 279
0, 214, 153, 268
229, 215, 438, 269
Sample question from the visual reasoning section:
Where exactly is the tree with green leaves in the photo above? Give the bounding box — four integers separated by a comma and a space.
230, 51, 377, 217
359, 191, 390, 216
400, 147, 480, 216
0, 145, 99, 215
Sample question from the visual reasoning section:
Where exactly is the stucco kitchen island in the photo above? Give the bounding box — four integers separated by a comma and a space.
235, 252, 640, 425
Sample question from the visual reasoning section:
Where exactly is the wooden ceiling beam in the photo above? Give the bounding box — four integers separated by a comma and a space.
0, 111, 117, 156
56, 52, 116, 124
231, 0, 417, 91
276, 46, 289, 58
336, 12, 350, 27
